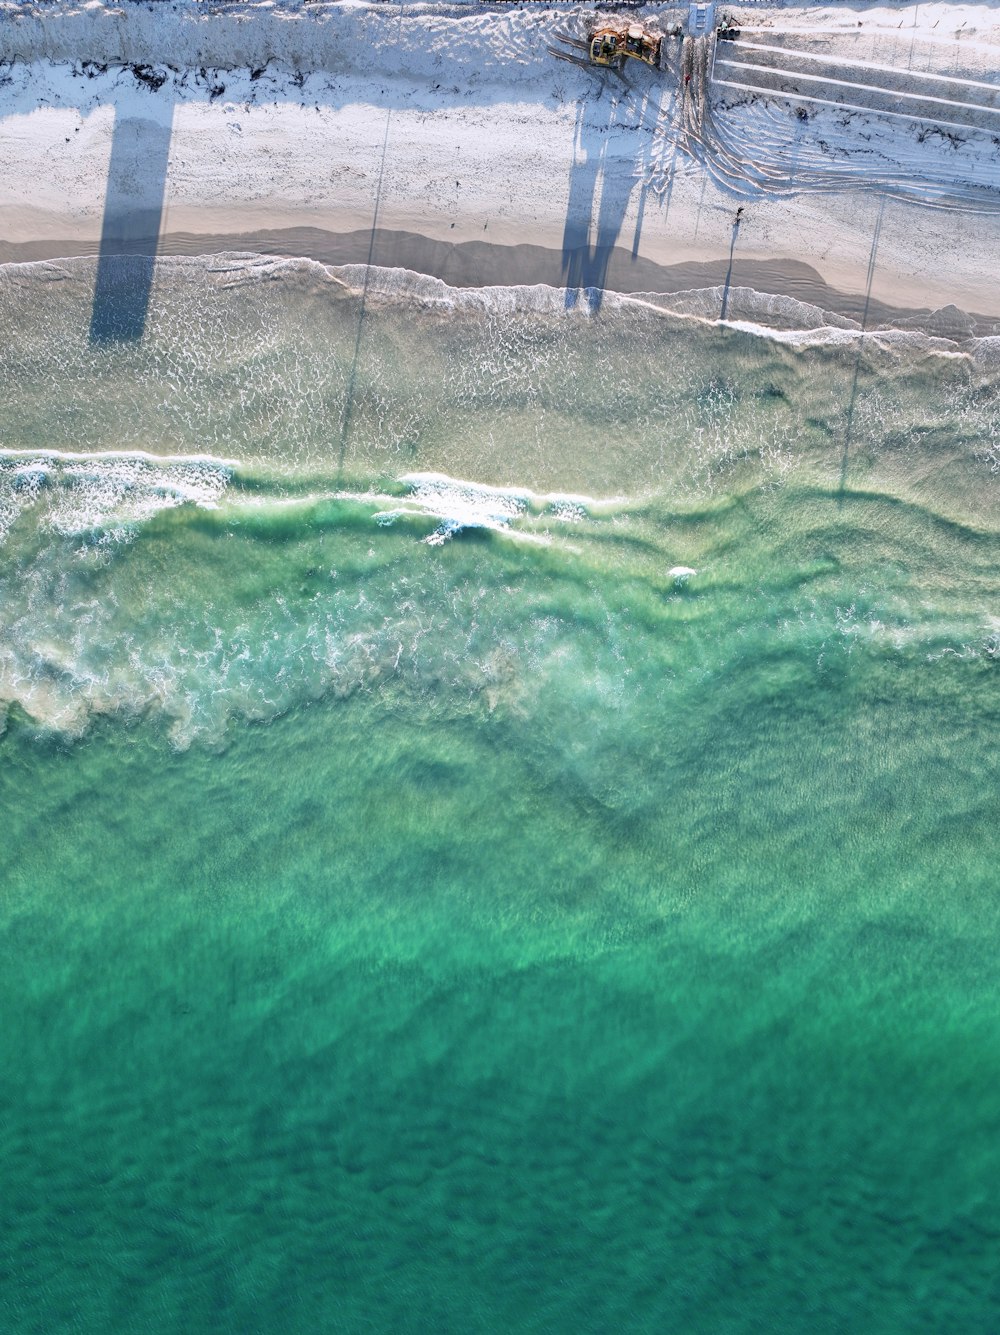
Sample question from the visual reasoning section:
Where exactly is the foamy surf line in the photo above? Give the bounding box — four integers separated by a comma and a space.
0, 451, 628, 552
332, 264, 1000, 354
1, 249, 995, 346
0, 448, 241, 468
336, 263, 1000, 349
0, 449, 236, 546
331, 262, 855, 337
373, 473, 626, 547
0, 464, 634, 747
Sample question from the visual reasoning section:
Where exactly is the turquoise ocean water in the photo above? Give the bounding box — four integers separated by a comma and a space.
2, 255, 1000, 1331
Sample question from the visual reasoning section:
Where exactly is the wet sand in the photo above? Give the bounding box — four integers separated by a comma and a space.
2, 225, 997, 337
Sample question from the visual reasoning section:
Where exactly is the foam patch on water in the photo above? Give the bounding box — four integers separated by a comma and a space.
0, 450, 234, 548
376, 473, 532, 545
373, 472, 615, 545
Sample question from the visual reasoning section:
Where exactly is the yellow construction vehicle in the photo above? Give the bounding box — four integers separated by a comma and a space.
594, 23, 661, 68
550, 21, 664, 74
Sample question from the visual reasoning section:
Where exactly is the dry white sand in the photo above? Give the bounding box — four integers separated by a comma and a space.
3, 0, 1000, 326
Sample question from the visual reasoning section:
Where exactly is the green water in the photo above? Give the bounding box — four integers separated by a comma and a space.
2, 258, 1000, 1331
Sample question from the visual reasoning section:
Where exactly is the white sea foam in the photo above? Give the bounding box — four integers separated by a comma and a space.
336, 264, 606, 322
634, 287, 859, 334
0, 470, 560, 745
0, 450, 233, 546
318, 263, 995, 348
373, 472, 620, 545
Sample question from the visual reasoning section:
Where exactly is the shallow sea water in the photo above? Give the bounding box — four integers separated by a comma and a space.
2, 257, 1000, 1332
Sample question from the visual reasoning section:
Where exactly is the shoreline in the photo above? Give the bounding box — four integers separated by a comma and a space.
2, 225, 997, 338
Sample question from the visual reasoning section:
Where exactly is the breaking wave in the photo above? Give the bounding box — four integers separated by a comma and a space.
373, 472, 611, 545
0, 457, 620, 746
0, 446, 996, 750
0, 450, 233, 547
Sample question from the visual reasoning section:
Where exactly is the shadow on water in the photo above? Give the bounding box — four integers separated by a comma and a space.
561, 79, 664, 314
89, 100, 175, 344
839, 194, 886, 497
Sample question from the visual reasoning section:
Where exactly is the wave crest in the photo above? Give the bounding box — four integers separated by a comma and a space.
0, 451, 232, 547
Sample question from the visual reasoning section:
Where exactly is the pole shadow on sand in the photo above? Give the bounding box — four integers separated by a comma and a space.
89, 95, 175, 345
719, 212, 740, 321
561, 82, 665, 314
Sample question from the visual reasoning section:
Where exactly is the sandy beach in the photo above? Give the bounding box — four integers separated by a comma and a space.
3, 0, 1000, 329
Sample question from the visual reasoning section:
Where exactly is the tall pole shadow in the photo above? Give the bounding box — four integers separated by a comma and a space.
839, 193, 886, 498
338, 96, 394, 482
337, 1, 406, 476
720, 213, 740, 321
561, 83, 661, 314
89, 99, 175, 345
